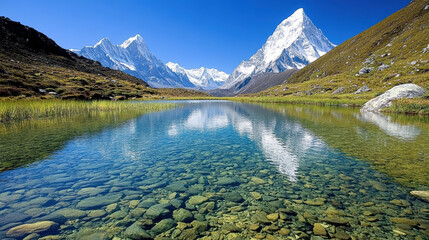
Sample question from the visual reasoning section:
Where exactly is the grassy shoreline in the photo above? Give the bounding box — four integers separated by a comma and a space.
164, 95, 429, 115
0, 100, 177, 123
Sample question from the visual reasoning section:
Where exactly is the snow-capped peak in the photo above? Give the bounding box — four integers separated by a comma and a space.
94, 37, 112, 47
71, 35, 196, 88
120, 34, 145, 48
220, 8, 335, 89
166, 62, 229, 90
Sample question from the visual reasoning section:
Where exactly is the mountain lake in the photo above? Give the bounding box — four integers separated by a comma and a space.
0, 100, 428, 239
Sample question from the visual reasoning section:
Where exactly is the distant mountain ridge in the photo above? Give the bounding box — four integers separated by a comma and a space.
71, 35, 195, 88
166, 62, 229, 90
221, 8, 335, 91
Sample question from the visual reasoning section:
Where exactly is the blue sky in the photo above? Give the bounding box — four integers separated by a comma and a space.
1, 0, 409, 73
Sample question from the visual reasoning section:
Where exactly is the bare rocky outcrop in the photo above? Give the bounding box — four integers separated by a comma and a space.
361, 84, 425, 112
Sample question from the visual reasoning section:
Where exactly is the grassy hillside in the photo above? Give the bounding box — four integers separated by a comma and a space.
253, 0, 429, 108
0, 17, 209, 100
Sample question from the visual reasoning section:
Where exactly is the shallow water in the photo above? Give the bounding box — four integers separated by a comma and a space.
0, 101, 428, 239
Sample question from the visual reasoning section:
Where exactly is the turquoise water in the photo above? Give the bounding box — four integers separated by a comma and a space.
0, 101, 428, 239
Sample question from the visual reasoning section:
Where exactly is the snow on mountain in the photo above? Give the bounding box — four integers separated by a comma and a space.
71, 34, 195, 88
166, 62, 229, 90
221, 8, 336, 89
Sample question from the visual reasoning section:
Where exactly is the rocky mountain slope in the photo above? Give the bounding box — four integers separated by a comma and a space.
0, 17, 208, 99
209, 70, 298, 97
72, 35, 195, 88
166, 62, 229, 90
257, 0, 429, 97
221, 8, 335, 91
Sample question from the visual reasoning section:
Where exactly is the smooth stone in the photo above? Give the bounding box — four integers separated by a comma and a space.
319, 217, 349, 226
390, 217, 418, 226
124, 222, 152, 240
23, 233, 40, 240
173, 208, 194, 223
130, 208, 146, 218
129, 200, 140, 209
250, 192, 262, 200
33, 213, 67, 225
278, 228, 290, 235
39, 235, 62, 240
252, 212, 270, 224
177, 228, 197, 239
215, 177, 240, 186
170, 199, 183, 209
266, 213, 279, 221
139, 199, 158, 208
54, 208, 86, 219
76, 194, 122, 210
191, 220, 208, 233
105, 203, 118, 213
6, 221, 57, 237
313, 223, 327, 236
222, 223, 240, 232
250, 177, 266, 185
249, 224, 260, 231
410, 191, 429, 203
110, 210, 127, 219
390, 199, 410, 207
151, 219, 176, 234
144, 204, 171, 219
223, 192, 244, 203
0, 212, 31, 226
76, 228, 108, 240
304, 199, 325, 206
188, 195, 208, 205
88, 210, 106, 218
334, 230, 351, 240
166, 182, 187, 192
77, 187, 107, 196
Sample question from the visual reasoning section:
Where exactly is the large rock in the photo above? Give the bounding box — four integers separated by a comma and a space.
6, 221, 57, 237
151, 219, 176, 234
361, 84, 425, 112
354, 85, 371, 94
410, 191, 429, 202
173, 208, 194, 223
76, 194, 122, 210
144, 203, 171, 219
124, 222, 152, 239
331, 87, 345, 95
54, 208, 87, 219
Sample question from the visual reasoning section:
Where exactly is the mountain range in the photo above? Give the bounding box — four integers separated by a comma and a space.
0, 17, 210, 99
71, 35, 196, 88
166, 62, 229, 90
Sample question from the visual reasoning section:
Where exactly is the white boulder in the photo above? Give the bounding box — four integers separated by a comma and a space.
361, 84, 425, 112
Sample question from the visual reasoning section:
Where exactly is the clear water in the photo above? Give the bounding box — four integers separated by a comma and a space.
0, 101, 428, 240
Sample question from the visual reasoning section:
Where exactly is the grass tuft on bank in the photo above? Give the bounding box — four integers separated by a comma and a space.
0, 100, 177, 123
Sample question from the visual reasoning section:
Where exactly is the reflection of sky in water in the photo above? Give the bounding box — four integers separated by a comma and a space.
355, 112, 421, 141
166, 103, 325, 181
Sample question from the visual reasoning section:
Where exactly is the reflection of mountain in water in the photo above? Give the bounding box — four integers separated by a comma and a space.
355, 112, 421, 141
165, 102, 322, 181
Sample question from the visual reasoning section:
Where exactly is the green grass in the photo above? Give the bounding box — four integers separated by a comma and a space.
0, 100, 177, 123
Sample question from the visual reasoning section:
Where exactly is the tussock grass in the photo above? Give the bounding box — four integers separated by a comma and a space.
0, 100, 176, 123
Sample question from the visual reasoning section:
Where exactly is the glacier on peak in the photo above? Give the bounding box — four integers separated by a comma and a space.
166, 62, 229, 90
220, 8, 336, 90
71, 35, 195, 88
